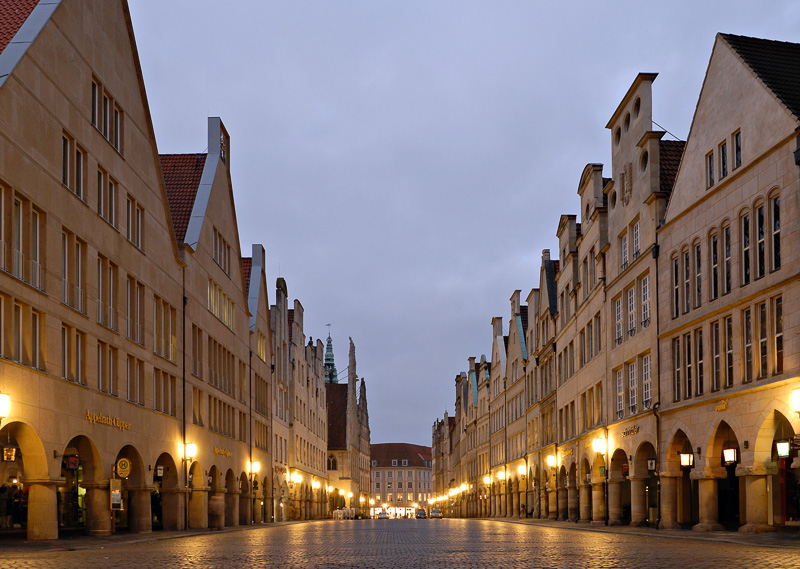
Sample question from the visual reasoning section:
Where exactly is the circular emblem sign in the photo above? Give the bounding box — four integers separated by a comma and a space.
117, 458, 132, 478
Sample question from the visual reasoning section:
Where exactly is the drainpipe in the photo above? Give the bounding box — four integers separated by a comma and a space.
653, 228, 663, 530
181, 266, 188, 532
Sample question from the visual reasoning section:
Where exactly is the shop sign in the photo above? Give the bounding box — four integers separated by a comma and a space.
156, 465, 164, 477
214, 446, 232, 458
110, 478, 123, 510
85, 410, 131, 431
621, 425, 639, 438
116, 458, 132, 478
66, 455, 80, 470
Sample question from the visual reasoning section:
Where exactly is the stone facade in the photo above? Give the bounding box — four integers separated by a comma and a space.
433, 33, 800, 535
371, 442, 432, 517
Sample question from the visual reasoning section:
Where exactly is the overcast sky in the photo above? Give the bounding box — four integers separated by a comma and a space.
128, 1, 800, 447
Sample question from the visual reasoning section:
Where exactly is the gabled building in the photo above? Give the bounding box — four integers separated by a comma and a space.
370, 442, 432, 518
325, 336, 371, 516
657, 33, 800, 533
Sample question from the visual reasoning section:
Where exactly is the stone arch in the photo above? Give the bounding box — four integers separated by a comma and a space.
706, 420, 741, 470
207, 465, 223, 528
752, 401, 800, 464
239, 471, 250, 525
224, 468, 237, 526
633, 441, 657, 478
61, 434, 104, 535
0, 421, 51, 539
558, 465, 567, 488
152, 452, 180, 530
114, 444, 149, 533
187, 461, 206, 529
664, 427, 694, 474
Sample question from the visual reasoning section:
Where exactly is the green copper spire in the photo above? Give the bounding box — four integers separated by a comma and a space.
324, 332, 338, 383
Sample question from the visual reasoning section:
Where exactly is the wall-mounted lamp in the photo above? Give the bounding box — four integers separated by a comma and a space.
497, 471, 505, 480
776, 441, 790, 458
184, 443, 197, 461
0, 393, 10, 420
592, 437, 606, 455
792, 389, 800, 417
483, 475, 491, 485
546, 455, 555, 467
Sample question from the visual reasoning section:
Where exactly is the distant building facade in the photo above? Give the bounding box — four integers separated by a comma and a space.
371, 443, 432, 517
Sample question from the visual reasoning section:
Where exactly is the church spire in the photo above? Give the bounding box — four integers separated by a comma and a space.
324, 331, 338, 383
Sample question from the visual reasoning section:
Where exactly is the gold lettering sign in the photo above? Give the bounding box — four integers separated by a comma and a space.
85, 410, 131, 431
715, 400, 728, 412
561, 448, 573, 457
214, 446, 233, 458
621, 425, 640, 438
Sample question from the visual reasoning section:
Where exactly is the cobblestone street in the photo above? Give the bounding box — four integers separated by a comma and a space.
3, 519, 800, 568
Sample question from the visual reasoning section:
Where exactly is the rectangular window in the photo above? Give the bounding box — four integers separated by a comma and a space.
91, 81, 98, 126
712, 322, 721, 391
62, 136, 70, 187
640, 276, 651, 328
707, 151, 714, 187
628, 363, 637, 415
756, 205, 765, 279
672, 258, 679, 318
673, 338, 681, 401
695, 329, 704, 395
113, 106, 122, 151
723, 226, 732, 294
742, 214, 751, 285
627, 288, 636, 337
103, 93, 110, 139
683, 250, 690, 313
720, 141, 728, 178
616, 369, 624, 418
632, 222, 640, 258
734, 131, 741, 168
642, 354, 652, 409
621, 234, 629, 269
757, 302, 767, 379
684, 333, 692, 399
743, 308, 753, 383
724, 316, 734, 387
614, 298, 622, 344
771, 195, 781, 271
694, 243, 702, 307
774, 296, 783, 375
595, 313, 601, 352
75, 148, 84, 199
710, 233, 719, 300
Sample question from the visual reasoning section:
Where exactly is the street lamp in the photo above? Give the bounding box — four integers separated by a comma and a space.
184, 443, 197, 462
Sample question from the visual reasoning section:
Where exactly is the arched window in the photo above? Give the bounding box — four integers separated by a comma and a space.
327, 455, 337, 471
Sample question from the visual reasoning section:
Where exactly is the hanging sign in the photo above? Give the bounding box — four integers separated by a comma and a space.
110, 478, 123, 510
116, 457, 132, 478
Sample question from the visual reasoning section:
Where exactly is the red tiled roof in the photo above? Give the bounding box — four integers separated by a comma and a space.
242, 257, 252, 291
0, 0, 38, 56
659, 140, 685, 195
326, 383, 348, 450
160, 154, 206, 242
370, 443, 432, 467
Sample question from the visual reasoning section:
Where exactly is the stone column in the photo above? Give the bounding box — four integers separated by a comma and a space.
578, 482, 591, 523
512, 485, 520, 518
188, 486, 209, 529
547, 488, 558, 520
658, 474, 681, 529
519, 485, 527, 518
567, 484, 579, 522
209, 493, 225, 529
629, 477, 648, 527
160, 487, 184, 530
692, 469, 725, 531
25, 479, 59, 541
127, 487, 152, 533
556, 486, 567, 521
590, 481, 605, 524
737, 463, 778, 533
82, 481, 112, 536
225, 490, 240, 526
500, 486, 506, 517
607, 480, 623, 525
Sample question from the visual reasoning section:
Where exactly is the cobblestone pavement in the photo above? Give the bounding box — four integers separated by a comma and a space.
3, 519, 800, 568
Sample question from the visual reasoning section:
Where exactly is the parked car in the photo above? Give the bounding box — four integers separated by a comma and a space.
376, 511, 389, 519
415, 509, 427, 519
430, 509, 442, 518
